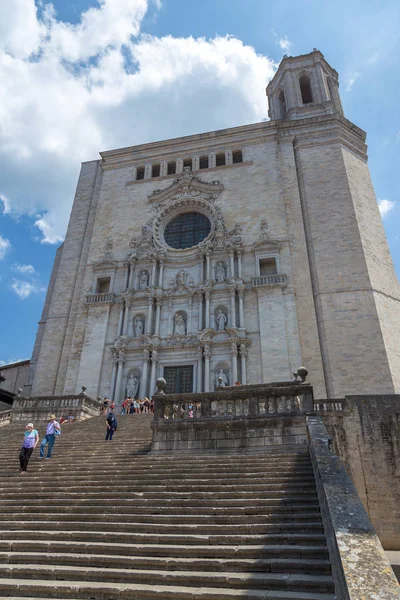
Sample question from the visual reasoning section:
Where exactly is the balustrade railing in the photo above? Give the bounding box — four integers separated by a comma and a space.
154, 383, 314, 422
314, 400, 346, 413
85, 292, 115, 304
12, 392, 101, 422
251, 274, 287, 287
0, 409, 12, 427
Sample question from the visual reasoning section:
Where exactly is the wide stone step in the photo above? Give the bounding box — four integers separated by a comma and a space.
0, 552, 332, 574
0, 530, 328, 546
0, 541, 330, 560
0, 579, 337, 599
0, 564, 335, 592
0, 512, 323, 525
2, 503, 321, 515
0, 520, 325, 534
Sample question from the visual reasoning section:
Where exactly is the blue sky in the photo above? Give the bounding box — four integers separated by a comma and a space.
0, 0, 399, 366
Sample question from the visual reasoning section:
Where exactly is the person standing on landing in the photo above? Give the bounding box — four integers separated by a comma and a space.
39, 414, 61, 459
105, 409, 117, 441
19, 423, 39, 474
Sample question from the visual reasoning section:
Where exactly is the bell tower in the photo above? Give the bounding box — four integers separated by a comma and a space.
266, 49, 343, 120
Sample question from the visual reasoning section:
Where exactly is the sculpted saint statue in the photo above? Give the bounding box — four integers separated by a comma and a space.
126, 374, 139, 399
216, 310, 227, 331
215, 368, 228, 388
134, 316, 144, 337
215, 262, 226, 283
176, 269, 186, 287
174, 313, 186, 335
139, 271, 148, 290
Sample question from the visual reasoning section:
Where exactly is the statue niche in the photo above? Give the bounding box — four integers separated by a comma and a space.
133, 315, 145, 337
138, 270, 150, 290
125, 372, 140, 399
173, 312, 187, 335
215, 368, 229, 389
215, 307, 228, 332
214, 261, 227, 283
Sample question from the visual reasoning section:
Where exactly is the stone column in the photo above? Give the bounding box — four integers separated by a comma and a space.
146, 295, 154, 335
158, 260, 164, 288
155, 298, 162, 335
151, 259, 157, 287
229, 250, 235, 278
187, 295, 193, 334
230, 288, 236, 327
160, 161, 168, 177
140, 348, 150, 398
176, 158, 183, 174
110, 352, 118, 400
205, 289, 211, 328
238, 287, 245, 328
117, 303, 124, 337
122, 298, 131, 335
225, 149, 233, 166
168, 298, 173, 334
200, 253, 205, 282
196, 347, 203, 392
124, 262, 130, 289
206, 252, 211, 281
231, 343, 238, 384
128, 260, 136, 288
114, 353, 125, 403
149, 349, 158, 397
208, 152, 216, 169
198, 292, 203, 330
144, 164, 152, 179
240, 344, 248, 385
237, 250, 242, 279
204, 345, 211, 392
193, 156, 200, 171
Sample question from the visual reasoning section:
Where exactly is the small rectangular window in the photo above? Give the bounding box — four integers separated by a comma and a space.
199, 156, 209, 169
152, 164, 160, 178
232, 150, 243, 164
183, 158, 192, 170
216, 153, 225, 167
259, 258, 277, 276
97, 277, 111, 293
167, 162, 176, 175
136, 167, 145, 180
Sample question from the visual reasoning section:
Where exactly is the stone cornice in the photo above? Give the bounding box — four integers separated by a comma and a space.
96, 113, 367, 171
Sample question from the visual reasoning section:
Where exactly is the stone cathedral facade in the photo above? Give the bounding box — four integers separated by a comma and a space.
26, 50, 400, 403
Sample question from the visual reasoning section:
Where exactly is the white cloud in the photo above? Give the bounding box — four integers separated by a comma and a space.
278, 36, 292, 53
0, 358, 29, 367
0, 235, 11, 260
0, 0, 276, 243
14, 263, 36, 275
345, 73, 360, 92
378, 198, 396, 219
10, 278, 46, 299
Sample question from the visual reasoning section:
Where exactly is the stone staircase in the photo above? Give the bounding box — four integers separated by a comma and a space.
0, 414, 336, 599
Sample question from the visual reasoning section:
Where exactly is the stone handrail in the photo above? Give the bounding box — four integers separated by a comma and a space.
85, 292, 115, 304
0, 409, 12, 427
251, 274, 287, 287
314, 399, 346, 412
154, 383, 314, 422
12, 393, 102, 422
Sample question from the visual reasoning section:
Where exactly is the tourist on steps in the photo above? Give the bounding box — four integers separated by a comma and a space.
105, 409, 118, 440
19, 423, 39, 474
39, 414, 61, 459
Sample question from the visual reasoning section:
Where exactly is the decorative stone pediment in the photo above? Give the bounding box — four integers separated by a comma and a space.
92, 259, 118, 271
148, 167, 223, 205
252, 239, 281, 252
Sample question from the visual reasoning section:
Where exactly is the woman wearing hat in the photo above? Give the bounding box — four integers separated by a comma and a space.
19, 423, 39, 474
39, 414, 61, 459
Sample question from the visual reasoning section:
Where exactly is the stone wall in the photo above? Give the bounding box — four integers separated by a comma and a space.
0, 360, 30, 395
322, 395, 400, 550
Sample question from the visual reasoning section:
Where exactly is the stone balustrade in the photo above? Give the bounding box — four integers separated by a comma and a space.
12, 392, 101, 423
314, 399, 346, 412
85, 292, 115, 304
152, 382, 314, 452
251, 274, 287, 287
0, 409, 12, 427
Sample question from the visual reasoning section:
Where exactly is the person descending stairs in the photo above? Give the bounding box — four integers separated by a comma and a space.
0, 413, 336, 599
